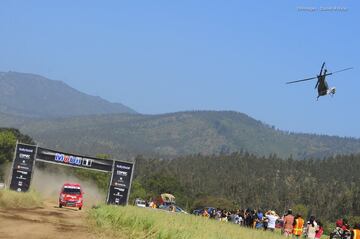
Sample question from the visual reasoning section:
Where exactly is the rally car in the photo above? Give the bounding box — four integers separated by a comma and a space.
59, 183, 83, 210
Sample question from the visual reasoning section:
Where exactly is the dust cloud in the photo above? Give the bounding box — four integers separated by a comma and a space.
0, 162, 11, 185
32, 166, 108, 207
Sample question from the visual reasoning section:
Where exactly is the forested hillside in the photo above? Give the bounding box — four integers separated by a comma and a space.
1, 111, 360, 159
133, 152, 360, 222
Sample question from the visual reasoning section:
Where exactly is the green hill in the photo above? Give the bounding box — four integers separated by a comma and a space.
1, 111, 360, 159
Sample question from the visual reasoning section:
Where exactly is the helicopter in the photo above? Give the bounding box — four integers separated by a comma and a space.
286, 62, 353, 100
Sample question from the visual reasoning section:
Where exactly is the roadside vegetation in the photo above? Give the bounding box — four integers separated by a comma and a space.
88, 205, 284, 239
0, 189, 43, 209
133, 154, 360, 224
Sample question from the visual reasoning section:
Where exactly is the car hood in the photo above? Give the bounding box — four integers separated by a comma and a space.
63, 194, 82, 201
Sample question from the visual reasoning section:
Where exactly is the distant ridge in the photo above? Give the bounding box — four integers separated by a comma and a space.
1, 71, 360, 159
0, 71, 136, 117
1, 110, 360, 159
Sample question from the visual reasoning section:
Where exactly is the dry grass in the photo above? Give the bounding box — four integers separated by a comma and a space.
0, 189, 43, 209
88, 205, 285, 239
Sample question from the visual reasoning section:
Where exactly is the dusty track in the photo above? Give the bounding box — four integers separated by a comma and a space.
0, 201, 96, 239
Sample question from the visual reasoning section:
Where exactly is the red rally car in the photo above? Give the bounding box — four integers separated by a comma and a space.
59, 183, 84, 210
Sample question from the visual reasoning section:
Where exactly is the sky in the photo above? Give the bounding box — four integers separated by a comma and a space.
0, 0, 359, 137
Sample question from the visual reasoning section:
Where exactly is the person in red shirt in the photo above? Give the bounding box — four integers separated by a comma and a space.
315, 221, 324, 239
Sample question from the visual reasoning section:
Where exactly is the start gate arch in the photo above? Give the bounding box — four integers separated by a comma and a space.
8, 142, 135, 205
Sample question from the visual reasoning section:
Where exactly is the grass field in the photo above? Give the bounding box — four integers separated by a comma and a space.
0, 189, 43, 209
88, 205, 287, 239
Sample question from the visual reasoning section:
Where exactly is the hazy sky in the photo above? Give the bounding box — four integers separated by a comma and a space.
0, 1, 359, 137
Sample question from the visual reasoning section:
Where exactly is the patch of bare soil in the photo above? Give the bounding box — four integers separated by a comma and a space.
0, 201, 98, 239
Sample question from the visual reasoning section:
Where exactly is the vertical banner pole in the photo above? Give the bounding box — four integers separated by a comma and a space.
106, 160, 115, 204
126, 158, 136, 206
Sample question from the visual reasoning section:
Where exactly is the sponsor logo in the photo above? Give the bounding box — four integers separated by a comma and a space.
55, 153, 82, 166
19, 153, 31, 160
114, 182, 126, 187
16, 170, 28, 175
116, 170, 128, 176
114, 187, 125, 192
113, 192, 123, 197
19, 147, 33, 153
17, 165, 30, 170
16, 175, 27, 180
116, 177, 124, 182
82, 158, 92, 167
116, 164, 131, 170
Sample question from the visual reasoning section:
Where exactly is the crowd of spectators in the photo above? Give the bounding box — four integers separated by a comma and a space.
135, 197, 360, 238
197, 208, 360, 239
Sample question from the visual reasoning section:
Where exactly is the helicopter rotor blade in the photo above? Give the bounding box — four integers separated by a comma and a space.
324, 67, 353, 77
286, 67, 353, 84
315, 79, 319, 89
286, 76, 318, 84
319, 62, 326, 75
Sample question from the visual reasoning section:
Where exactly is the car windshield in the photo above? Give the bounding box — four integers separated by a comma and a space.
63, 187, 81, 194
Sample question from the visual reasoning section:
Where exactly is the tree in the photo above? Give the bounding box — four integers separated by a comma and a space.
129, 179, 147, 203
0, 131, 17, 164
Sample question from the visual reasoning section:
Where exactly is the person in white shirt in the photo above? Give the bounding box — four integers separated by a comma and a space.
266, 210, 279, 232
306, 216, 318, 239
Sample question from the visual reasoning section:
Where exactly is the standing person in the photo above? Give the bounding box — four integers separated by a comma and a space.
245, 209, 253, 227
283, 209, 295, 237
306, 216, 318, 239
293, 214, 305, 239
255, 210, 264, 229
263, 216, 269, 231
266, 210, 279, 232
221, 209, 228, 222
315, 221, 324, 239
209, 208, 217, 219
202, 208, 210, 218
330, 219, 346, 239
352, 223, 360, 239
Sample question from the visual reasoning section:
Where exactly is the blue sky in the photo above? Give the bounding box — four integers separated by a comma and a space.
0, 1, 359, 137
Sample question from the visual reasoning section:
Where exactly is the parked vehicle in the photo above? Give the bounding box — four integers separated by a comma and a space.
193, 207, 217, 216
158, 204, 188, 214
134, 198, 146, 207
58, 183, 83, 210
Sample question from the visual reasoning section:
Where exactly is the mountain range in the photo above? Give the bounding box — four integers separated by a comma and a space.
0, 71, 136, 117
1, 71, 360, 159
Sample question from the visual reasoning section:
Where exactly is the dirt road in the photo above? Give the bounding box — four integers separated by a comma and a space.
0, 201, 97, 239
